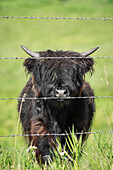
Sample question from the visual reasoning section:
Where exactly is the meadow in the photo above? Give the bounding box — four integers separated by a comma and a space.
0, 0, 113, 169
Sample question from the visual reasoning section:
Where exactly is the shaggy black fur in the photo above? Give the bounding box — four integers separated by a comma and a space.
18, 50, 95, 164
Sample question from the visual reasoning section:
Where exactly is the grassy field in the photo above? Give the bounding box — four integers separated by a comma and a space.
0, 0, 113, 169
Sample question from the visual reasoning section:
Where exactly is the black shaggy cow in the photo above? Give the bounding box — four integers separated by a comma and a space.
18, 45, 99, 164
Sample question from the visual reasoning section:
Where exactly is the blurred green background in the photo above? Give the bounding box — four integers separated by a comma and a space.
0, 0, 113, 151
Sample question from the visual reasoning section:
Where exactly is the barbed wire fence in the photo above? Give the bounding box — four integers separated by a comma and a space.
0, 16, 113, 20
0, 131, 113, 138
0, 56, 113, 59
0, 15, 113, 138
0, 96, 113, 101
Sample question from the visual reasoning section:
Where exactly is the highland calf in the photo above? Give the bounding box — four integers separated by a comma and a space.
18, 45, 99, 164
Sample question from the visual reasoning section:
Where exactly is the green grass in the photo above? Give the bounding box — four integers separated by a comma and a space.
0, 131, 112, 169
0, 0, 113, 169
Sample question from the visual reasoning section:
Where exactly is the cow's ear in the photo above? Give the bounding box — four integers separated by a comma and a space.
83, 58, 94, 74
80, 47, 99, 74
78, 57, 94, 74
23, 58, 35, 73
20, 45, 40, 73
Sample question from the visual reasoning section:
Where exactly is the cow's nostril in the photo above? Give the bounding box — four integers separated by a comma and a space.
55, 90, 59, 94
64, 90, 67, 95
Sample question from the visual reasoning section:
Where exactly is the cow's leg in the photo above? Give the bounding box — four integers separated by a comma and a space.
30, 117, 55, 164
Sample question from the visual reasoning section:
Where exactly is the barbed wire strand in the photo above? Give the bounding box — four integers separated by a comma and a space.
0, 131, 113, 138
0, 96, 113, 101
0, 16, 113, 20
0, 56, 113, 60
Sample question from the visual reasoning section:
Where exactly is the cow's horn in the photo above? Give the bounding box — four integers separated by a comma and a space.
20, 45, 40, 58
81, 47, 99, 57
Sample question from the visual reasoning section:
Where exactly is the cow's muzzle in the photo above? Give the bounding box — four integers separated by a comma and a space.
55, 89, 69, 98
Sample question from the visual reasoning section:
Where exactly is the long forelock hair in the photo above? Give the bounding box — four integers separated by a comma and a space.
24, 49, 94, 72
